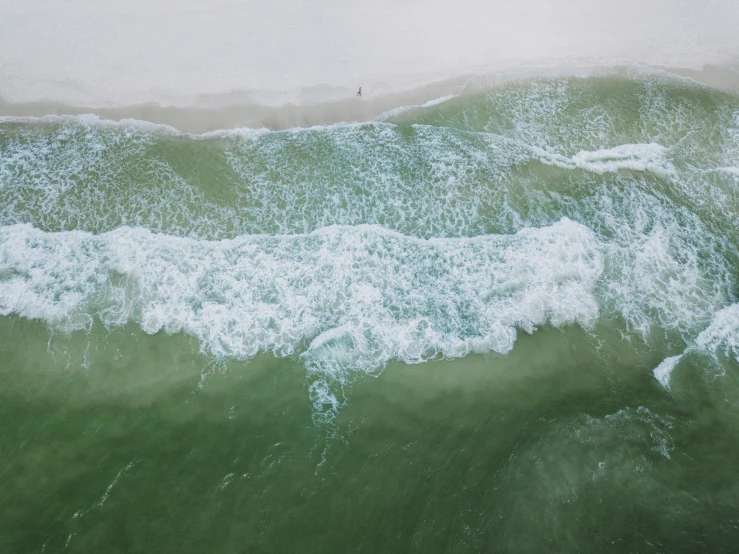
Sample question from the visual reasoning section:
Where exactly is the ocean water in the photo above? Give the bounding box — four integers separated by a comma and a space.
1, 73, 739, 552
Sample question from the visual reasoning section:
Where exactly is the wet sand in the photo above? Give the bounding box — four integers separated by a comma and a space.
2, 65, 739, 133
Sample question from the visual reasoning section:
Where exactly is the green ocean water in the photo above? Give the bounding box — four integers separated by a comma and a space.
1, 73, 739, 552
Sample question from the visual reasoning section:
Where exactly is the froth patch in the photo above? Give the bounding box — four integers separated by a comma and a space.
534, 143, 670, 176
653, 355, 682, 389
651, 303, 739, 390
0, 219, 602, 380
695, 303, 739, 362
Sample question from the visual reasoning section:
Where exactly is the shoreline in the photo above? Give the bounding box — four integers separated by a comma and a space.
2, 63, 739, 133
2, 0, 738, 131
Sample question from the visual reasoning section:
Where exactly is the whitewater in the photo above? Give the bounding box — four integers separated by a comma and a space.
2, 74, 739, 414
3, 69, 739, 552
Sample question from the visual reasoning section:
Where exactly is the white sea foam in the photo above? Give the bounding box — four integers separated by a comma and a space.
0, 113, 677, 245
598, 190, 729, 340
377, 94, 459, 120
0, 219, 602, 380
420, 95, 459, 109
3, 74, 734, 247
532, 143, 671, 176
653, 355, 682, 389
1, 77, 736, 364
695, 303, 739, 362
1, 120, 730, 353
652, 303, 739, 389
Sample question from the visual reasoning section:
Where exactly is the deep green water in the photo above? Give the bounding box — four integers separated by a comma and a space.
1, 73, 739, 552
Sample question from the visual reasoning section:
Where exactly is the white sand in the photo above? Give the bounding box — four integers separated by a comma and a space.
1, 0, 738, 110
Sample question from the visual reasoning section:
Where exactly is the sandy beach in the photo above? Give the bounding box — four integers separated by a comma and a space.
1, 0, 739, 129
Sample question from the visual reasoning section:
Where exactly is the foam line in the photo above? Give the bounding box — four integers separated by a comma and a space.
0, 219, 602, 378
533, 143, 670, 176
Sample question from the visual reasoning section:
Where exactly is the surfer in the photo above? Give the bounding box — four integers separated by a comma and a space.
357, 87, 362, 97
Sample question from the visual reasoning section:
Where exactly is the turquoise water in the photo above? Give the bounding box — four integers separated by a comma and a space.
1, 73, 738, 551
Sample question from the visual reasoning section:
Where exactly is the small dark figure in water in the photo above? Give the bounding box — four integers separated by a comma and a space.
357, 87, 362, 97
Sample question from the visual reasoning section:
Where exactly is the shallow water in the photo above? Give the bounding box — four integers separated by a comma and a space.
1, 73, 739, 552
